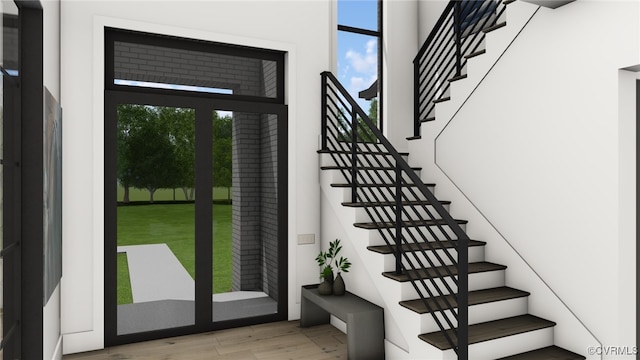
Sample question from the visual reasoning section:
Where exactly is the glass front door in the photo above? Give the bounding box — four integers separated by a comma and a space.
115, 104, 197, 335
105, 92, 287, 345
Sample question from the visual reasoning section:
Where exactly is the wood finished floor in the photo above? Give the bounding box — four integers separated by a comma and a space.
63, 321, 347, 360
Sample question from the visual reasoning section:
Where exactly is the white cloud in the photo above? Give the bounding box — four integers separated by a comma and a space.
366, 39, 376, 54
345, 40, 377, 75
350, 76, 366, 91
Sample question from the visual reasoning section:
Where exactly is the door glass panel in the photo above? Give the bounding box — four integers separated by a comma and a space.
116, 104, 196, 335
211, 110, 279, 322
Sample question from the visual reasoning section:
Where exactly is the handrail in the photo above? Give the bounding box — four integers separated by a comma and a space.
414, 0, 506, 137
321, 71, 470, 358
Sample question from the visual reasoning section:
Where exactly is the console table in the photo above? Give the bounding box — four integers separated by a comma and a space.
300, 285, 385, 359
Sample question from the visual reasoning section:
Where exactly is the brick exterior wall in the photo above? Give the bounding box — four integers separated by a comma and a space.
114, 41, 277, 98
231, 112, 280, 301
3, 24, 18, 70
231, 112, 262, 292
260, 113, 279, 299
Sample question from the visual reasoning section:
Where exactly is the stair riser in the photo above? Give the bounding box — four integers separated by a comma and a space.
367, 225, 464, 246
341, 186, 436, 203
419, 297, 528, 333
382, 246, 485, 270
396, 269, 505, 301
353, 203, 451, 222
329, 168, 422, 185
320, 153, 408, 168
441, 327, 554, 360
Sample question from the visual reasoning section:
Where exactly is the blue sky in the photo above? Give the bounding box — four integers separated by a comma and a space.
337, 0, 379, 112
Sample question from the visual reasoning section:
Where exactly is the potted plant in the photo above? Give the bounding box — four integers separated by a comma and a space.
315, 239, 352, 295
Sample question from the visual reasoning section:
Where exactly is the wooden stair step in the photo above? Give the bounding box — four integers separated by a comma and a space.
483, 21, 507, 33
317, 149, 409, 157
354, 219, 468, 230
503, 0, 517, 5
400, 286, 529, 314
433, 96, 451, 104
368, 239, 485, 255
321, 165, 421, 171
465, 49, 486, 59
342, 200, 450, 207
448, 74, 467, 82
419, 314, 556, 350
496, 345, 585, 360
382, 261, 506, 282
331, 183, 435, 188
406, 135, 422, 140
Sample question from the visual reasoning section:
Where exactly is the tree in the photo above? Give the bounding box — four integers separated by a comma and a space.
117, 104, 152, 203
117, 104, 188, 203
212, 113, 233, 203
158, 106, 196, 200
127, 110, 180, 203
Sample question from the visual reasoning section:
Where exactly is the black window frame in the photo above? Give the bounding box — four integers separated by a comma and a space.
337, 0, 383, 131
105, 28, 286, 105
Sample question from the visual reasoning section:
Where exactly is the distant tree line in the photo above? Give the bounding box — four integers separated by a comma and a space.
117, 104, 232, 203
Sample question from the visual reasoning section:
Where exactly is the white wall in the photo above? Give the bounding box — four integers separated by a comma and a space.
434, 1, 636, 357
417, 0, 448, 45
43, 0, 62, 359
60, 0, 330, 354
382, 0, 417, 151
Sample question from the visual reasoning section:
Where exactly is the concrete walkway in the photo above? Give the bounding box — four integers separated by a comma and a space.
118, 244, 194, 303
118, 243, 269, 303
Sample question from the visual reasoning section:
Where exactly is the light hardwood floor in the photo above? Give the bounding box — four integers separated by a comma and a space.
63, 321, 347, 360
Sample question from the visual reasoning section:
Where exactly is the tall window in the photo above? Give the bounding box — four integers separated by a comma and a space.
337, 0, 382, 130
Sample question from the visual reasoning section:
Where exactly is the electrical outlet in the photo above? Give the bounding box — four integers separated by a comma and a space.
297, 234, 315, 245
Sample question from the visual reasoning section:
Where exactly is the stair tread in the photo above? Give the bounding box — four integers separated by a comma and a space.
400, 286, 529, 314
406, 135, 422, 140
321, 165, 421, 171
464, 49, 486, 59
317, 149, 409, 157
448, 74, 467, 82
342, 199, 451, 207
331, 183, 435, 188
433, 96, 451, 104
382, 261, 506, 282
354, 218, 468, 230
483, 21, 507, 33
419, 314, 556, 350
420, 116, 436, 123
496, 345, 585, 360
503, 0, 517, 4
368, 239, 486, 255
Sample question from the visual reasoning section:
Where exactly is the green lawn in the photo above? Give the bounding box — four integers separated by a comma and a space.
117, 202, 233, 304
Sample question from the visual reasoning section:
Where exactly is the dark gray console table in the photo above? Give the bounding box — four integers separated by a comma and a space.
300, 285, 385, 360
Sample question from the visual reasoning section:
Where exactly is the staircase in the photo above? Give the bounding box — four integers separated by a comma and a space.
320, 144, 585, 360
318, 1, 588, 354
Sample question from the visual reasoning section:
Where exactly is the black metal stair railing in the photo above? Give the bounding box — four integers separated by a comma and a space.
414, 0, 508, 137
321, 71, 471, 359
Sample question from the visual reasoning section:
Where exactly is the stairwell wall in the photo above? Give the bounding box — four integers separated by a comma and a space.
431, 1, 637, 357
